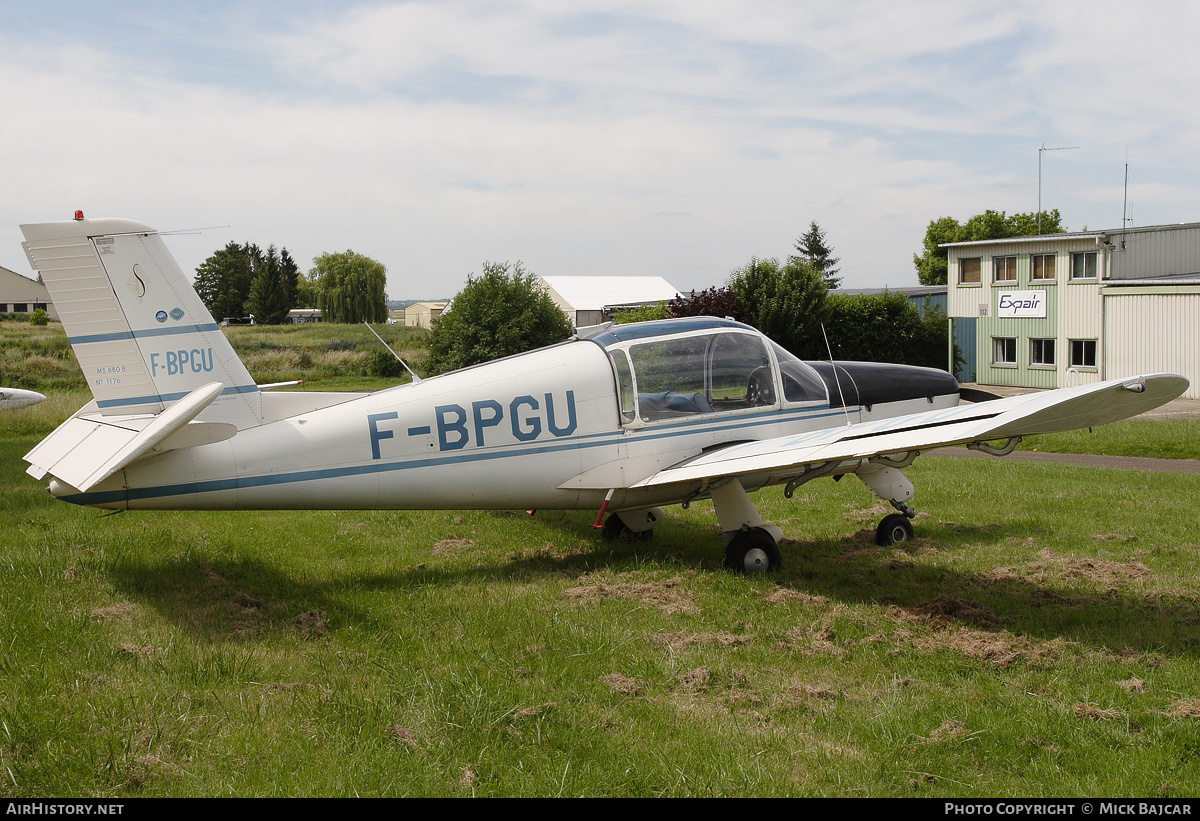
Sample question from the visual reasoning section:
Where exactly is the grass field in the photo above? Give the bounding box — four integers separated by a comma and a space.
3, 389, 1200, 796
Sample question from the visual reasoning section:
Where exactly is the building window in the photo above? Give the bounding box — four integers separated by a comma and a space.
1031, 254, 1056, 281
993, 337, 1017, 366
1071, 251, 1097, 280
993, 256, 1017, 283
1030, 338, 1055, 367
959, 257, 981, 284
1070, 339, 1097, 369
12, 303, 27, 313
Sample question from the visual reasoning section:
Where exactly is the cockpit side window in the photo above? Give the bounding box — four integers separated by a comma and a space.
623, 332, 777, 422
770, 342, 828, 404
708, 333, 775, 410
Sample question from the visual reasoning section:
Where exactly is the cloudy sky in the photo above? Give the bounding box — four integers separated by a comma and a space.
2, 1, 1198, 299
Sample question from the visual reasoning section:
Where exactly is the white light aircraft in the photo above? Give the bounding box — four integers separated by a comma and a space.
19, 216, 1189, 571
0, 388, 47, 410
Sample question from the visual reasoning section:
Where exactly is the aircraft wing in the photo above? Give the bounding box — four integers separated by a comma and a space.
630, 373, 1188, 489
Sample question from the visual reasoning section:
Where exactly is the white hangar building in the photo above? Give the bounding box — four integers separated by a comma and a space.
537, 276, 680, 328
944, 222, 1200, 399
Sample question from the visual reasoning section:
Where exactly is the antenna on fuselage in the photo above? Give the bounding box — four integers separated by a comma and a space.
364, 322, 421, 384
821, 323, 852, 427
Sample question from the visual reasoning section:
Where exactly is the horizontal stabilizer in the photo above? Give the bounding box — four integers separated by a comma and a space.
25, 382, 230, 492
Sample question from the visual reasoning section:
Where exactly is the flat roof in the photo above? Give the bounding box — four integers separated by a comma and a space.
941, 221, 1200, 249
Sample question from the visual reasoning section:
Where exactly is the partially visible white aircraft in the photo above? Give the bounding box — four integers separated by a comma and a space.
19, 216, 1189, 572
0, 388, 46, 410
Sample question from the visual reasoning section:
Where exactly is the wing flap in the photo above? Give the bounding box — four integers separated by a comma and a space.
631, 373, 1188, 489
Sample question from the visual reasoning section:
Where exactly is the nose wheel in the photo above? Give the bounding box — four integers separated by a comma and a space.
875, 512, 915, 546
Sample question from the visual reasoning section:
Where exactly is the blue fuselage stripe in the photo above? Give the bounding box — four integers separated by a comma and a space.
60, 403, 843, 506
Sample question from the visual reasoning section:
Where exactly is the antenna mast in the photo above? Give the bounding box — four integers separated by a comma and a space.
1038, 143, 1079, 233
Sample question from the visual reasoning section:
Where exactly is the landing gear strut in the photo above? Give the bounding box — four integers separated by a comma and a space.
710, 479, 784, 574
857, 463, 919, 547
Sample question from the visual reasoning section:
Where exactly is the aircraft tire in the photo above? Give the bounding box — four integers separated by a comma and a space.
875, 514, 914, 546
724, 527, 781, 573
604, 513, 652, 542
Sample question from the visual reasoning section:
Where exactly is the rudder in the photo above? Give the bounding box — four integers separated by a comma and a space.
21, 216, 262, 429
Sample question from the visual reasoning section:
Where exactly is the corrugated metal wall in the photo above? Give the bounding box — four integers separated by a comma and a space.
1104, 290, 1200, 399
1110, 227, 1200, 279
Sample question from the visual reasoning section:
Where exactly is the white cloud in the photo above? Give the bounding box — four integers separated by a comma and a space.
2, 0, 1198, 298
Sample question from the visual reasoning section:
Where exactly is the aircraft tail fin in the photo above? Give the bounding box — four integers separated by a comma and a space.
20, 216, 262, 429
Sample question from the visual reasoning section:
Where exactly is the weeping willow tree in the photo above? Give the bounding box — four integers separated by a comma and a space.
311, 250, 388, 324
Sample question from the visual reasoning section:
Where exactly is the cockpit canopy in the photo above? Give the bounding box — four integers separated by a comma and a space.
586, 318, 828, 424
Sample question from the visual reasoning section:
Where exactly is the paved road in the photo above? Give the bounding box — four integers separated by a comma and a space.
926, 447, 1200, 474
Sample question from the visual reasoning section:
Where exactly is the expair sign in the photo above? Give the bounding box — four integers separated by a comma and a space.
997, 291, 1047, 318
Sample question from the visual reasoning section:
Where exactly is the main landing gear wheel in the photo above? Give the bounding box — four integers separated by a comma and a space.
603, 513, 652, 543
875, 513, 915, 546
724, 527, 782, 574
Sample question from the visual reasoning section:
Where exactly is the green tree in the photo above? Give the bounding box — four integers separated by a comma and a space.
728, 257, 830, 359
195, 241, 302, 322
194, 242, 257, 321
312, 250, 388, 324
791, 220, 841, 288
823, 291, 954, 370
424, 262, 574, 375
914, 209, 1065, 285
246, 245, 292, 325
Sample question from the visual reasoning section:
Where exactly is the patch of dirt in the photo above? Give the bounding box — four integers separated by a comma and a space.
913, 719, 967, 746
603, 673, 642, 694
120, 735, 185, 791
1076, 703, 1123, 720
513, 702, 556, 719
781, 625, 848, 659
653, 631, 752, 650
1163, 699, 1200, 718
676, 667, 711, 690
116, 643, 158, 659
998, 549, 1152, 589
295, 609, 328, 639
886, 606, 1072, 667
388, 725, 420, 749
1116, 678, 1146, 693
91, 602, 139, 623
432, 536, 475, 555
564, 574, 700, 615
773, 682, 839, 707
762, 588, 829, 607
903, 598, 1001, 629
843, 501, 893, 522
